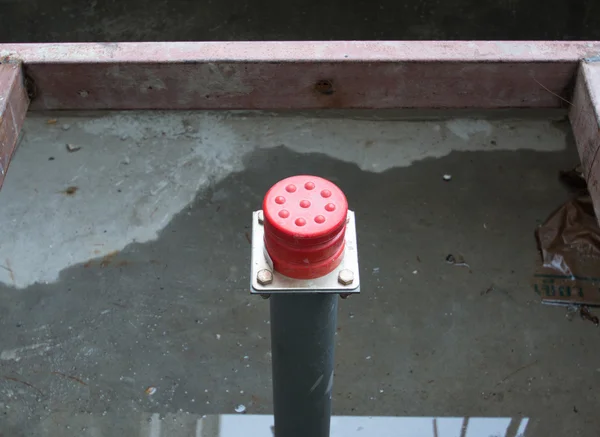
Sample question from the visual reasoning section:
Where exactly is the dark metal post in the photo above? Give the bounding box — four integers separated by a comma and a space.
250, 176, 360, 437
270, 294, 338, 437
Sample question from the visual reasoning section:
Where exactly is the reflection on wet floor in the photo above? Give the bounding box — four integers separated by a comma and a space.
37, 413, 530, 436
207, 415, 529, 437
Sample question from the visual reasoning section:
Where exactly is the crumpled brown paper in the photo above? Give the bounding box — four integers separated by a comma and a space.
533, 167, 600, 305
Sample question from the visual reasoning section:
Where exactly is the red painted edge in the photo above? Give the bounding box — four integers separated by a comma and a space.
0, 63, 29, 189
569, 61, 600, 222
0, 41, 598, 110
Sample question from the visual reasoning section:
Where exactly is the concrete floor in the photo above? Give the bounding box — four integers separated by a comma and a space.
0, 110, 598, 436
1, 0, 599, 42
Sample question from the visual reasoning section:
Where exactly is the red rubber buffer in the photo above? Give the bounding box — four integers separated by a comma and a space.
262, 175, 348, 279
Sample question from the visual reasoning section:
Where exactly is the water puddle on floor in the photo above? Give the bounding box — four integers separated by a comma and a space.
31, 412, 530, 436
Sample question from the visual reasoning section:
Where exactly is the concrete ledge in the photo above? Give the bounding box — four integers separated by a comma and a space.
0, 42, 599, 110
0, 62, 29, 189
569, 61, 600, 220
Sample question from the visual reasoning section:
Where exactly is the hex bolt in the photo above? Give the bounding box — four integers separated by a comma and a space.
258, 211, 264, 225
339, 293, 351, 299
257, 269, 273, 285
260, 294, 271, 300
338, 269, 354, 286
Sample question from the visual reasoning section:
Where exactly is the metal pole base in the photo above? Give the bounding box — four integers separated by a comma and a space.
270, 293, 338, 437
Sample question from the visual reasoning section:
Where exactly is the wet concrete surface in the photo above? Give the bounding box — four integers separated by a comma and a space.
1, 139, 599, 436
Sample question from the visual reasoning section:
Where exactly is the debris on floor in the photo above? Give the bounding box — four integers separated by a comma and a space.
566, 304, 600, 326
65, 143, 81, 152
445, 253, 470, 269
533, 166, 600, 305
559, 165, 587, 194
145, 386, 157, 396
480, 284, 515, 301
234, 404, 246, 413
3, 376, 44, 396
61, 186, 78, 196
481, 285, 495, 296
1, 258, 15, 285
565, 304, 579, 320
579, 306, 599, 326
443, 174, 452, 181
51, 371, 87, 386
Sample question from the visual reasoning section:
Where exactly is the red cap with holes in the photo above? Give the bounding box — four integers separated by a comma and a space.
262, 175, 348, 279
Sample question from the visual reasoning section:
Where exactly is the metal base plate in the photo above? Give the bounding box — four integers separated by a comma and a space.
250, 210, 360, 294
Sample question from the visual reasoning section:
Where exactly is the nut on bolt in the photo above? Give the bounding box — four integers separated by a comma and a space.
257, 269, 273, 286
338, 269, 354, 286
